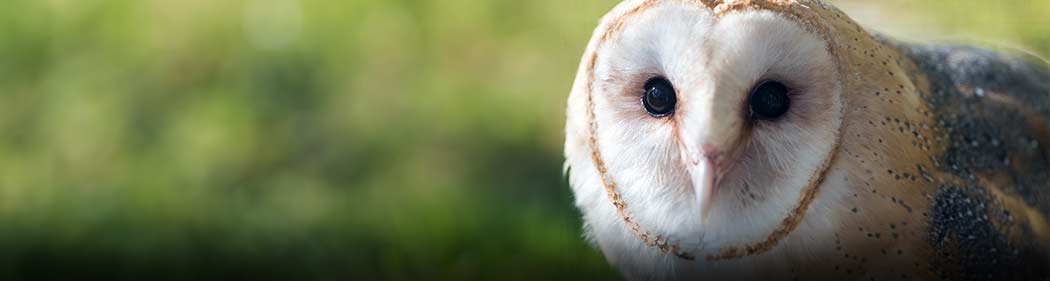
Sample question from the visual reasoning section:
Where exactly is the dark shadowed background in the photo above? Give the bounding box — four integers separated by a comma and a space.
0, 0, 1046, 279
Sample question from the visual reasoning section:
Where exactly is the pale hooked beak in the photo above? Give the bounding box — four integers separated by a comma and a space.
687, 145, 720, 225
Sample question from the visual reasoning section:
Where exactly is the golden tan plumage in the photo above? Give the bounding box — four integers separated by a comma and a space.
564, 0, 1048, 280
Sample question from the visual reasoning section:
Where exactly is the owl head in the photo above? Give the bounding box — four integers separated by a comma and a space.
564, 0, 847, 267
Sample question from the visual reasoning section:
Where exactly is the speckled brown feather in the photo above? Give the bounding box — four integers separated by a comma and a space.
775, 1, 1050, 280
891, 42, 1050, 281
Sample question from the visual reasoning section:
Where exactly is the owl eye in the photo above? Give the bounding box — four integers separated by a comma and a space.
748, 80, 791, 120
642, 77, 677, 117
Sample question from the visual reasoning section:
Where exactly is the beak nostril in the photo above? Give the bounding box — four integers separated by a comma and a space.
686, 144, 723, 168
701, 143, 721, 164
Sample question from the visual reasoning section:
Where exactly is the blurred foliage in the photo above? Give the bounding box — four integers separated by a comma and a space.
836, 0, 1050, 58
0, 0, 1044, 280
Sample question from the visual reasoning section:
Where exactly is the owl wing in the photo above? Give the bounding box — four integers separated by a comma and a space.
900, 43, 1048, 213
895, 42, 1050, 279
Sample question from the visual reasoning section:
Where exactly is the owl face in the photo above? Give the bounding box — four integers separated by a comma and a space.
567, 0, 844, 259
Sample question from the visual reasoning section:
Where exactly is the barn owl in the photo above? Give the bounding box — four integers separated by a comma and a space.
562, 0, 1049, 280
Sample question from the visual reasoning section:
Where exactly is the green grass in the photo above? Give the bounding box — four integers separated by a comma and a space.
0, 0, 1045, 279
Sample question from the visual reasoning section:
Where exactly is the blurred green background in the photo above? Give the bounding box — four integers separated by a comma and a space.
0, 0, 1045, 279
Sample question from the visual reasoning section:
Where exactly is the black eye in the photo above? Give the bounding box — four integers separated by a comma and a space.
642, 77, 677, 117
748, 80, 791, 120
